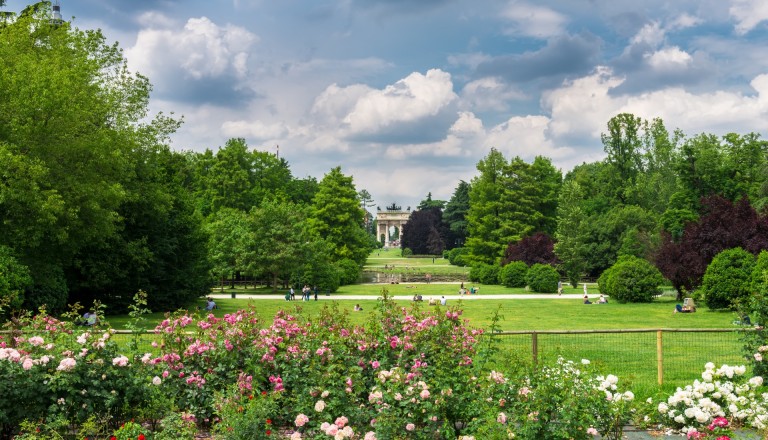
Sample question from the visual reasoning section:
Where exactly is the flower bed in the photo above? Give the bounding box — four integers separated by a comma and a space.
1, 291, 767, 439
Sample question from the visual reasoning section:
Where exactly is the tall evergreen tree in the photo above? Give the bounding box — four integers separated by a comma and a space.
443, 181, 470, 248
466, 149, 507, 264
309, 167, 371, 265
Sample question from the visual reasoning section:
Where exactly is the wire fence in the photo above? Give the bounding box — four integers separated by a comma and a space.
4, 328, 752, 391
489, 328, 751, 389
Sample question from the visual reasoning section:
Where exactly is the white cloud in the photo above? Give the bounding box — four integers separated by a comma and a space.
644, 46, 693, 71
126, 17, 258, 81
542, 67, 768, 149
460, 77, 526, 111
500, 1, 568, 39
341, 69, 458, 136
220, 120, 289, 140
630, 21, 665, 47
667, 13, 703, 30
542, 66, 625, 139
730, 0, 768, 35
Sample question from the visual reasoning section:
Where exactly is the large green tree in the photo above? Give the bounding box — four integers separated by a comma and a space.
241, 200, 313, 290
0, 4, 210, 312
465, 149, 507, 264
309, 167, 371, 265
442, 180, 470, 248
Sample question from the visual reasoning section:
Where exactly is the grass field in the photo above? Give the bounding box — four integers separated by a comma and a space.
100, 249, 752, 396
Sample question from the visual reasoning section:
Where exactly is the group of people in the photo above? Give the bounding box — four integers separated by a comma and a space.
286, 285, 319, 301
583, 294, 608, 304
458, 283, 478, 295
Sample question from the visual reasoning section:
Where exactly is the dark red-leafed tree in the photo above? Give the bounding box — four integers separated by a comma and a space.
401, 207, 448, 255
501, 232, 559, 267
655, 196, 768, 299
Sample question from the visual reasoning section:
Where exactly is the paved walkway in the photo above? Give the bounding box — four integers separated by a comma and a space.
209, 293, 588, 301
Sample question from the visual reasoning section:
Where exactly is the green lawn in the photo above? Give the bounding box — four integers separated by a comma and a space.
100, 251, 750, 395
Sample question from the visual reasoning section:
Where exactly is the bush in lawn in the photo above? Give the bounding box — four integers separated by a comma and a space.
701, 247, 755, 310
446, 247, 469, 267
470, 263, 500, 285
401, 247, 413, 257
525, 264, 559, 293
500, 261, 528, 288
336, 258, 361, 285
597, 256, 663, 303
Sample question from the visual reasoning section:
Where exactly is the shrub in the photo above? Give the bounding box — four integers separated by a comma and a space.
401, 247, 413, 257
0, 245, 32, 311
751, 250, 768, 293
446, 247, 469, 267
701, 247, 755, 310
470, 263, 500, 285
526, 264, 559, 293
597, 256, 663, 303
499, 261, 528, 288
336, 258, 361, 285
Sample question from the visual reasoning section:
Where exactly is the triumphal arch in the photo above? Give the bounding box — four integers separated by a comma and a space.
376, 203, 411, 247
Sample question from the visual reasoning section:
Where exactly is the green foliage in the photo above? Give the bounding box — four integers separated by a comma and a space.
21, 263, 67, 313
309, 167, 372, 265
470, 263, 500, 285
500, 261, 528, 288
554, 179, 586, 287
113, 421, 150, 440
213, 388, 279, 440
446, 247, 469, 267
242, 200, 313, 290
336, 258, 361, 285
701, 247, 756, 310
597, 256, 663, 303
401, 247, 413, 257
525, 264, 559, 293
442, 180, 470, 248
0, 245, 32, 311
153, 412, 197, 440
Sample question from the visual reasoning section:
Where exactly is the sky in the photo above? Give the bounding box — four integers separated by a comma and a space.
5, 0, 768, 212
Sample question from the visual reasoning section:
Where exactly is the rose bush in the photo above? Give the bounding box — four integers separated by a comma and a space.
3, 290, 768, 439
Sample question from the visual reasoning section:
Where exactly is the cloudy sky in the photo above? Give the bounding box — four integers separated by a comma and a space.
6, 0, 768, 211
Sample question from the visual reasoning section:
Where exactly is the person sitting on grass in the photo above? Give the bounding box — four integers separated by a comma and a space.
597, 294, 608, 304
206, 298, 217, 311
354, 304, 363, 311
674, 304, 693, 313
583, 295, 591, 305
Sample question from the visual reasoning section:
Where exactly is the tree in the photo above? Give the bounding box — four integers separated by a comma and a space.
597, 256, 663, 303
601, 113, 643, 204
656, 196, 768, 297
442, 181, 470, 248
701, 248, 756, 310
417, 192, 446, 210
466, 149, 507, 264
554, 179, 586, 287
309, 167, 371, 265
580, 205, 657, 277
401, 207, 446, 255
241, 200, 312, 290
501, 233, 558, 267
0, 5, 214, 312
0, 246, 32, 312
205, 208, 249, 289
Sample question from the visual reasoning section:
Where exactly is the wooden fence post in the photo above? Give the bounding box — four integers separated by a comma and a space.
532, 331, 538, 367
657, 329, 663, 386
